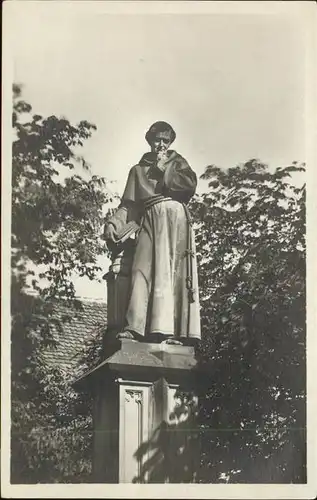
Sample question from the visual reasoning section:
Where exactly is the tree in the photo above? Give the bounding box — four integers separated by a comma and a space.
190, 160, 306, 482
11, 84, 111, 483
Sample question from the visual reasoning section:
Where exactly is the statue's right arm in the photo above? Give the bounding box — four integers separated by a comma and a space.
104, 205, 128, 242
104, 222, 116, 242
104, 166, 140, 242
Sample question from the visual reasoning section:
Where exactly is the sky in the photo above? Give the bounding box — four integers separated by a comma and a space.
7, 1, 309, 300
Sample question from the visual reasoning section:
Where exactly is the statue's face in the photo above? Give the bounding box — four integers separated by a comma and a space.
151, 131, 172, 155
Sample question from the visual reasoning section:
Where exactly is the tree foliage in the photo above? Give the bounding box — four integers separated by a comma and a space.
12, 84, 111, 301
190, 160, 306, 482
11, 85, 109, 483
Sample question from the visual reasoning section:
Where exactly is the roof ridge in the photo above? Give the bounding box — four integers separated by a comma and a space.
23, 291, 106, 306
80, 298, 107, 305
75, 296, 107, 303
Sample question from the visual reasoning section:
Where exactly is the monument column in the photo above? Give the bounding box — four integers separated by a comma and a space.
75, 340, 200, 483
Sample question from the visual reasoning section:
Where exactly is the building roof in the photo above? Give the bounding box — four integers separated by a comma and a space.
41, 298, 107, 378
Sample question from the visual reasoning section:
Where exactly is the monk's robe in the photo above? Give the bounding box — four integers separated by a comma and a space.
107, 150, 201, 340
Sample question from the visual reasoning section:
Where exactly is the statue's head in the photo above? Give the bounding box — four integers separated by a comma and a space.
145, 121, 176, 155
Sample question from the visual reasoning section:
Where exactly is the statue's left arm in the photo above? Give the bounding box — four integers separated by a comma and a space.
162, 156, 197, 203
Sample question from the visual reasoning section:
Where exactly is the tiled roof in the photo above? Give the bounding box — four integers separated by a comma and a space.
40, 298, 107, 376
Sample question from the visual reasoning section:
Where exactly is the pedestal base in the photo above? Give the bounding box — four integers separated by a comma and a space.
76, 340, 201, 483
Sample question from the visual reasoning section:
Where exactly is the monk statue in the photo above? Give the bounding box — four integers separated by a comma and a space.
104, 121, 201, 345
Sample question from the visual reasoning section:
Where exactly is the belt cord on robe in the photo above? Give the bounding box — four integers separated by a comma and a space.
137, 194, 172, 237
183, 203, 195, 303
182, 202, 196, 338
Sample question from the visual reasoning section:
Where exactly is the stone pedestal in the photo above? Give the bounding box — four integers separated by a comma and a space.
76, 339, 201, 483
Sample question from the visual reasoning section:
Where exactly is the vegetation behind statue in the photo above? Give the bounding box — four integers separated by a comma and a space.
11, 84, 111, 483
191, 160, 305, 482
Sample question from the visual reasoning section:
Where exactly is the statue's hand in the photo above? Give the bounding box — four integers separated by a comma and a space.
156, 150, 168, 172
104, 223, 116, 242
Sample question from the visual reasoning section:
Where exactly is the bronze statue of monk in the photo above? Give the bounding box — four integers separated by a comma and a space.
104, 121, 201, 345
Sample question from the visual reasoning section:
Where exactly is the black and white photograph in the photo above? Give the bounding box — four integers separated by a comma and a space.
1, 0, 316, 498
